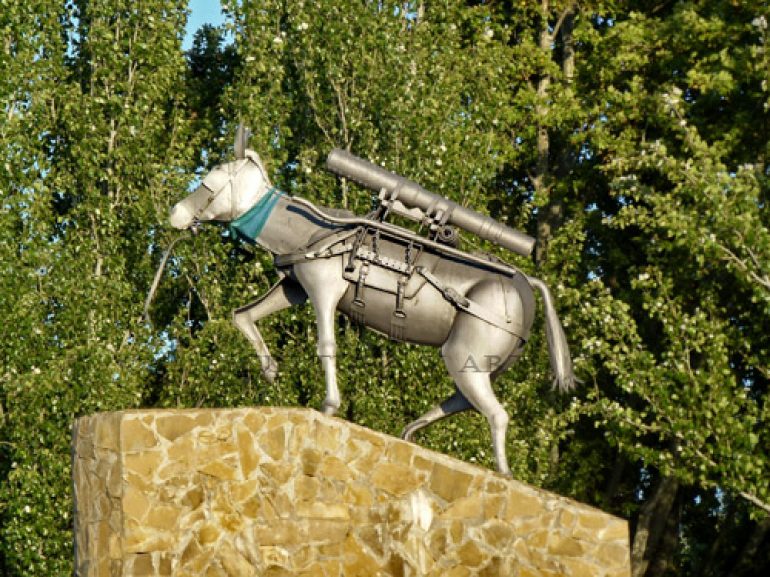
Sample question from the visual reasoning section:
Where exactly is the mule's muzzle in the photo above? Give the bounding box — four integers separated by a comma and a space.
169, 202, 194, 230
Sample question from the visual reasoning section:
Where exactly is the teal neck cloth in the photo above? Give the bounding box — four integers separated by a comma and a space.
228, 186, 283, 244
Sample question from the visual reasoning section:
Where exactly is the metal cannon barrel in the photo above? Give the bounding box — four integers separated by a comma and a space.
326, 149, 535, 257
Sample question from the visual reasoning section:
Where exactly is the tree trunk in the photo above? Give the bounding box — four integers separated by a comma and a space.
646, 493, 680, 577
733, 515, 770, 576
695, 499, 737, 577
534, 3, 574, 266
631, 475, 679, 577
556, 8, 575, 181
533, 1, 552, 266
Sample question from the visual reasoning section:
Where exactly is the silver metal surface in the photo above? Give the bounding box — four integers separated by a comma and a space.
168, 133, 575, 476
327, 149, 536, 257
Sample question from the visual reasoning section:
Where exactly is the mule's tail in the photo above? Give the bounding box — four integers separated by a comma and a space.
527, 276, 576, 393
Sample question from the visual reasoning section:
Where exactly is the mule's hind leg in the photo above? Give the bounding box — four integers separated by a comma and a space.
439, 277, 529, 476
401, 343, 524, 442
404, 340, 526, 441
447, 365, 512, 476
233, 275, 308, 383
401, 390, 472, 442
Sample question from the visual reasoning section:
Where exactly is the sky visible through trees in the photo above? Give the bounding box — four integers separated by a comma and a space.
184, 0, 224, 49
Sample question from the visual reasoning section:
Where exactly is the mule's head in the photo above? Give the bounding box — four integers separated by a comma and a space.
169, 127, 272, 230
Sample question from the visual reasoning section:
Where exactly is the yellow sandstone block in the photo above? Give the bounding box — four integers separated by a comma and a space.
72, 408, 630, 577
561, 557, 603, 577
547, 535, 585, 557
261, 426, 287, 461
94, 413, 120, 451
267, 462, 297, 488
503, 488, 547, 519
314, 420, 342, 452
219, 541, 256, 577
342, 534, 381, 577
197, 459, 239, 481
120, 418, 158, 452
254, 520, 307, 546
369, 462, 423, 496
455, 540, 486, 567
481, 520, 515, 550
595, 542, 632, 568
601, 519, 631, 542
155, 412, 212, 442
318, 454, 352, 481
307, 519, 351, 544
124, 451, 163, 480
236, 425, 261, 478
440, 494, 485, 520
121, 486, 151, 521
295, 500, 350, 521
430, 462, 473, 502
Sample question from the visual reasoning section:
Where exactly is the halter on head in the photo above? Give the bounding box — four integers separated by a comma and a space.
170, 125, 275, 233
190, 158, 250, 225
190, 151, 273, 226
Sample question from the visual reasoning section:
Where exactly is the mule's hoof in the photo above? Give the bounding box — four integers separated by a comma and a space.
261, 358, 279, 384
263, 368, 279, 384
400, 420, 425, 442
321, 402, 338, 416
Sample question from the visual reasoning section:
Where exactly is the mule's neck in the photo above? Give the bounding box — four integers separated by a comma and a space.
248, 195, 338, 255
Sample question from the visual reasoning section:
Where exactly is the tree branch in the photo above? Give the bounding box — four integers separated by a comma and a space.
293, 54, 335, 146
551, 2, 576, 42
331, 78, 352, 150
715, 242, 770, 291
739, 491, 770, 514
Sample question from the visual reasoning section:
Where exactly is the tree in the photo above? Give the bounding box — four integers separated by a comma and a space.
555, 1, 770, 573
0, 1, 191, 573
1, 1, 768, 575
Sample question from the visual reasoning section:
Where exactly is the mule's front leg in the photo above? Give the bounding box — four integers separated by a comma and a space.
293, 259, 349, 416
232, 276, 307, 383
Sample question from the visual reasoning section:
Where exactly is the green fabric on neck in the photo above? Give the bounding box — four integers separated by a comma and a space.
228, 187, 282, 244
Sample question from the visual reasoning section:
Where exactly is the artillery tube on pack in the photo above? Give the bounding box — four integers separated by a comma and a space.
326, 148, 536, 257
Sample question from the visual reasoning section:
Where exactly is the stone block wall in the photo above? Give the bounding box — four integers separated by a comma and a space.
72, 407, 630, 576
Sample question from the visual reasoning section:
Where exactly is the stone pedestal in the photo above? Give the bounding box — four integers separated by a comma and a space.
72, 407, 630, 576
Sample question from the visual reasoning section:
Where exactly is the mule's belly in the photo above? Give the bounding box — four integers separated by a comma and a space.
337, 283, 456, 346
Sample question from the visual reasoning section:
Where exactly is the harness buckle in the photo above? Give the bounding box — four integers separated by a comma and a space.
443, 286, 470, 309
353, 262, 369, 308
394, 276, 408, 319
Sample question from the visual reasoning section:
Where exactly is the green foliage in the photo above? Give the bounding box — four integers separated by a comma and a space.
1, 1, 769, 575
578, 0, 770, 503
1, 0, 192, 573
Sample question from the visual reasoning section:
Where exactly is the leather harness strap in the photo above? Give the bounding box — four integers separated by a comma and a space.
274, 241, 355, 268
416, 267, 526, 339
273, 232, 524, 340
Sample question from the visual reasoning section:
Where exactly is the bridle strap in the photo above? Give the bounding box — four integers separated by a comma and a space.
191, 158, 251, 223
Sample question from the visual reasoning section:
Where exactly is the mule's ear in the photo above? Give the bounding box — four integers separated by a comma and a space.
234, 124, 250, 159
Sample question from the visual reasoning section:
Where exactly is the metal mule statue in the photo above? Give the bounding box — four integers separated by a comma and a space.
169, 126, 575, 476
